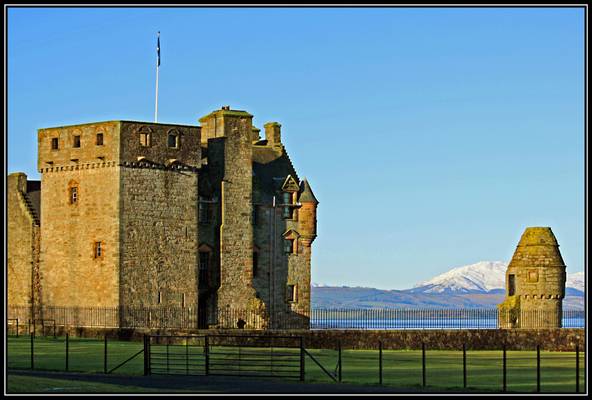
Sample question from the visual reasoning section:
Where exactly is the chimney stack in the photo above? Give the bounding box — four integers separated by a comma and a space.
264, 122, 282, 148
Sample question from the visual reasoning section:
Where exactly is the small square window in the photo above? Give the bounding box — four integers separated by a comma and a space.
73, 135, 81, 148
94, 241, 102, 258
527, 270, 539, 283
51, 138, 59, 150
96, 133, 104, 146
168, 134, 178, 148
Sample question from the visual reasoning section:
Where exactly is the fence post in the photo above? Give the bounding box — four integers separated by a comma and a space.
16, 319, 19, 338
338, 341, 342, 382
143, 335, 148, 376
378, 340, 383, 386
536, 344, 541, 393
299, 336, 305, 382
53, 320, 56, 339
104, 334, 108, 374
166, 340, 170, 374
576, 344, 580, 393
65, 333, 69, 372
463, 343, 467, 389
186, 336, 189, 375
30, 332, 34, 370
422, 342, 426, 388
205, 335, 210, 375
502, 344, 506, 392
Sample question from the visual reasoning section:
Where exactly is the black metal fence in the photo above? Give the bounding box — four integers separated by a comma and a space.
7, 305, 585, 331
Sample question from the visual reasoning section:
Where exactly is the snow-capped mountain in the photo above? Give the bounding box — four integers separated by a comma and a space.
411, 261, 585, 294
566, 271, 584, 293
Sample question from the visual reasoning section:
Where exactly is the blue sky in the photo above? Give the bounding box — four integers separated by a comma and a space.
6, 7, 585, 289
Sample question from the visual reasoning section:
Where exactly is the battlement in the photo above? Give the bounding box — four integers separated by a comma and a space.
38, 121, 201, 171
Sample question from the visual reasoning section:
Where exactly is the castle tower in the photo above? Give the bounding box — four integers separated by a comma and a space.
498, 227, 567, 329
199, 107, 265, 328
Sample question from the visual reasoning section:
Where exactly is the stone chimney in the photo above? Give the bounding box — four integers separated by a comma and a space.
264, 122, 282, 148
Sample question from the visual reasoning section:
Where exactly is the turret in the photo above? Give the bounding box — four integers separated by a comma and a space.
498, 227, 567, 329
298, 179, 318, 247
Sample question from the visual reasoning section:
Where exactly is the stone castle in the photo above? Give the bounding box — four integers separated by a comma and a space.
8, 106, 318, 329
498, 227, 567, 329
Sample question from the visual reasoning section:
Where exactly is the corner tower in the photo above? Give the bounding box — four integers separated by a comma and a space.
498, 227, 567, 328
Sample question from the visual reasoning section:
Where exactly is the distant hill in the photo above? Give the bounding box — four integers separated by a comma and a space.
311, 261, 585, 310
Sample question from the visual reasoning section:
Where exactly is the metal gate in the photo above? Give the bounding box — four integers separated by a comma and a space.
147, 335, 304, 380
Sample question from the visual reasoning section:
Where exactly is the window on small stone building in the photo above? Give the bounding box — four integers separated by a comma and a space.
73, 135, 81, 148
96, 133, 104, 146
51, 137, 59, 150
508, 274, 516, 296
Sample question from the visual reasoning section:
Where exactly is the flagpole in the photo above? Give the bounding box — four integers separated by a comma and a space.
155, 31, 160, 123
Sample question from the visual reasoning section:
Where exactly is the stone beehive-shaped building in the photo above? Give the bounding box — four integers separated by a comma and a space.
7, 106, 318, 330
498, 227, 567, 329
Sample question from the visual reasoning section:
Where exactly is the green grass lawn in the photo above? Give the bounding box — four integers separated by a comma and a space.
7, 336, 585, 393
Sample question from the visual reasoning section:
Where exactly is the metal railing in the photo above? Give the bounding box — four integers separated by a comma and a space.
7, 305, 585, 331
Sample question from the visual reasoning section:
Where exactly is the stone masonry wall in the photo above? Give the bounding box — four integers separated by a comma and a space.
7, 173, 37, 307
119, 167, 199, 309
214, 115, 262, 326
39, 165, 120, 307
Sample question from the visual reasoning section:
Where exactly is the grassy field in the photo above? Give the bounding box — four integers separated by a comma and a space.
7, 335, 585, 393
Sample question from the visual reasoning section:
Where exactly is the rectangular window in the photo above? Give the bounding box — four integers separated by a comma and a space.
168, 134, 178, 148
94, 241, 102, 258
73, 135, 81, 148
51, 137, 59, 150
140, 133, 150, 147
96, 133, 104, 145
287, 284, 297, 302
283, 192, 293, 218
284, 239, 294, 254
70, 187, 78, 204
508, 274, 516, 296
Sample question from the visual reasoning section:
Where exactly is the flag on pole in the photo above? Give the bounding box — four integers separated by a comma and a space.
157, 31, 161, 67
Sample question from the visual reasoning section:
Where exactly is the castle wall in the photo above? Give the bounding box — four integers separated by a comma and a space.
39, 165, 120, 307
119, 167, 199, 308
37, 122, 122, 308
7, 173, 38, 307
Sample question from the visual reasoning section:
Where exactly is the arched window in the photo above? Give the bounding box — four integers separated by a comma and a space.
167, 129, 180, 148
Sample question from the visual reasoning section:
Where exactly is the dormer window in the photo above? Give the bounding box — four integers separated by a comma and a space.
283, 192, 293, 219
284, 238, 294, 254
73, 135, 81, 148
139, 127, 151, 147
51, 138, 59, 150
283, 229, 300, 255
